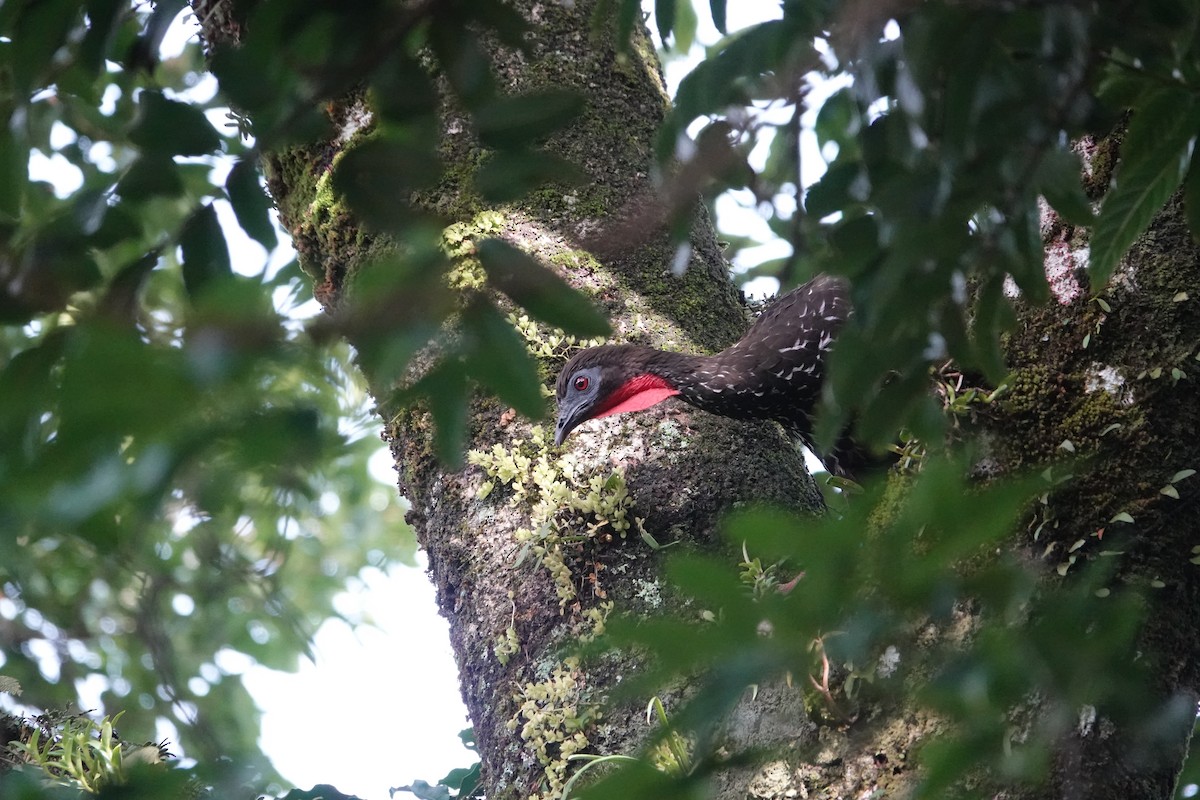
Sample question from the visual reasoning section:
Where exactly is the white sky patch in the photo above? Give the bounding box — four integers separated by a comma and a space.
100, 84, 122, 115
213, 198, 272, 276
158, 6, 203, 59
243, 558, 474, 800
28, 151, 84, 197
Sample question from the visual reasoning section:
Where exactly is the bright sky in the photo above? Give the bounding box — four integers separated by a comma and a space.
23, 3, 836, 799
242, 555, 475, 798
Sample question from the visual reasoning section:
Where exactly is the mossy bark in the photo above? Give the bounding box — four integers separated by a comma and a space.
975, 136, 1200, 798
215, 3, 829, 798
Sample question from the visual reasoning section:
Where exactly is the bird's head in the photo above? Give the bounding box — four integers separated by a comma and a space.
554, 345, 681, 445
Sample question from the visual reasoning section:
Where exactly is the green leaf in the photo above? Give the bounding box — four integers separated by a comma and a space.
331, 138, 444, 233
78, 0, 126, 77
129, 90, 223, 156
661, 18, 813, 161
805, 160, 866, 218
179, 204, 232, 298
126, 0, 187, 71
225, 159, 279, 251
370, 55, 439, 123
474, 150, 586, 202
227, 407, 324, 471
463, 298, 543, 418
429, 23, 495, 109
1170, 469, 1196, 483
473, 89, 585, 149
475, 238, 610, 337
280, 785, 362, 800
396, 780, 450, 800
439, 762, 481, 794
1037, 147, 1094, 226
826, 215, 882, 277
814, 89, 861, 155
671, 0, 697, 53
1090, 88, 1200, 290
412, 360, 470, 468
69, 187, 111, 237
0, 121, 27, 223
117, 154, 184, 200
1109, 512, 1134, 524
672, 20, 792, 125
55, 325, 192, 448
614, 0, 640, 50
468, 0, 530, 51
11, 0, 78, 97
3, 234, 102, 322
90, 202, 141, 248
709, 0, 727, 33
655, 0, 676, 44
98, 251, 160, 324
1182, 154, 1200, 243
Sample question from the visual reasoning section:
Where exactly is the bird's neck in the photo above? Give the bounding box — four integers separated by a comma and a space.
625, 346, 743, 413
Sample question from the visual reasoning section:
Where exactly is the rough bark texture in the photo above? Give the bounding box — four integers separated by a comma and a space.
977, 135, 1200, 799
241, 3, 827, 798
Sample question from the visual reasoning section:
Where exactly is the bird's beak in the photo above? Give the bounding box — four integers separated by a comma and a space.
554, 400, 587, 446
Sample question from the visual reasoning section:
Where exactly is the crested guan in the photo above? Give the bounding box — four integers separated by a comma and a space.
554, 274, 871, 476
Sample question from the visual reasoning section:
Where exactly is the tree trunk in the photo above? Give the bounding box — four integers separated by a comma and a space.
253, 3, 823, 798
980, 137, 1200, 799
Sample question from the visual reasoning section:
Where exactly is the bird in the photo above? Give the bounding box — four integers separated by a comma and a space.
554, 274, 868, 476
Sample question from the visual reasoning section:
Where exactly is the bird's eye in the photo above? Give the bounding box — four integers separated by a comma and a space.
573, 375, 589, 392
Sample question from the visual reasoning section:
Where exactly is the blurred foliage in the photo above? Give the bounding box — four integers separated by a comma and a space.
580, 456, 1188, 799
0, 0, 416, 788
644, 0, 1200, 456
208, 0, 610, 463
0, 676, 324, 798
2, 0, 1200, 797
599, 1, 1200, 791
394, 727, 482, 800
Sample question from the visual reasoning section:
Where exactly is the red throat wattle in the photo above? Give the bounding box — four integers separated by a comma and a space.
593, 374, 680, 419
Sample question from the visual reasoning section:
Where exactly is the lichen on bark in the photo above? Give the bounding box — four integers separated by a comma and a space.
974, 141, 1200, 795
249, 2, 825, 797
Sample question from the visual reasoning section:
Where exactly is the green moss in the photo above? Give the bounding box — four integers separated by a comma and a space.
262, 120, 382, 295
866, 471, 916, 537
1083, 135, 1120, 199
420, 145, 487, 220
442, 210, 508, 289
525, 182, 615, 219
469, 425, 636, 610
506, 656, 598, 800
547, 249, 603, 271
